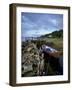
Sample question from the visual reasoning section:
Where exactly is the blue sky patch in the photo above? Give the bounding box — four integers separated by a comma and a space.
21, 12, 63, 39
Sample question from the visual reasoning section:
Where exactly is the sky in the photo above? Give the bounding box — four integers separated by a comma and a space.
21, 12, 63, 39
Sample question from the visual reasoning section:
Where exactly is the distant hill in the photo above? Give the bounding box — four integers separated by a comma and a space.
40, 29, 63, 38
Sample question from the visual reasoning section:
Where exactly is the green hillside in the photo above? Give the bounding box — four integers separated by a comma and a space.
40, 29, 63, 38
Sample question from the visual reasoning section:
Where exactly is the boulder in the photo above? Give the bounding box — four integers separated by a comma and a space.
22, 41, 43, 76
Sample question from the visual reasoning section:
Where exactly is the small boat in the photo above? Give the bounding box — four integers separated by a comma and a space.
42, 45, 58, 53
41, 45, 62, 58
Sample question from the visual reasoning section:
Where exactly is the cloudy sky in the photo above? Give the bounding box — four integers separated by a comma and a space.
21, 12, 63, 39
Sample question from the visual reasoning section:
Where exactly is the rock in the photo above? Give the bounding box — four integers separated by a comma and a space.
22, 42, 40, 65
22, 41, 44, 76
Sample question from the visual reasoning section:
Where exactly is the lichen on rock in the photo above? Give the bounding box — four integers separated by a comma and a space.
21, 41, 44, 76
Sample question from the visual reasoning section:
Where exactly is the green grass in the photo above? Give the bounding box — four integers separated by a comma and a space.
31, 37, 63, 51
43, 38, 63, 51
